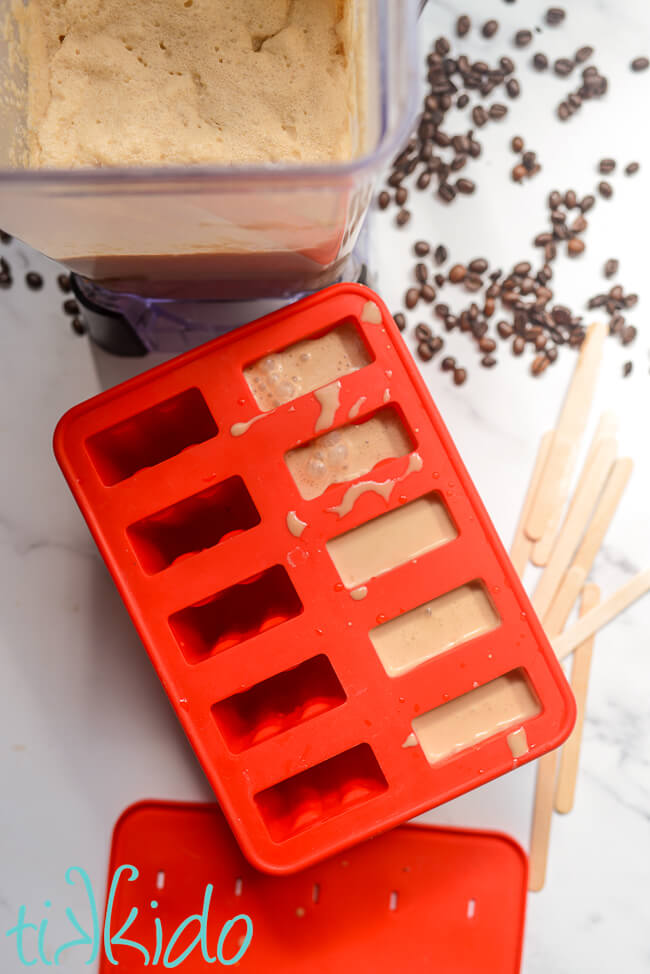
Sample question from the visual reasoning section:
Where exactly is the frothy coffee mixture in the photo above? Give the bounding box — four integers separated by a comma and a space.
19, 0, 363, 168
412, 671, 540, 766
285, 410, 412, 501
327, 493, 457, 587
245, 324, 369, 413
369, 582, 500, 678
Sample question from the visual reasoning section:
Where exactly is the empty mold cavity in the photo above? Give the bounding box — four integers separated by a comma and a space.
244, 322, 371, 412
285, 407, 413, 501
369, 581, 500, 678
127, 476, 260, 574
255, 744, 387, 842
326, 492, 458, 588
212, 655, 346, 753
169, 565, 302, 664
86, 388, 218, 486
411, 669, 541, 766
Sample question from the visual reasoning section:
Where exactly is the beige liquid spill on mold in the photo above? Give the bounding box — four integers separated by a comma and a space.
286, 511, 308, 538
348, 396, 367, 419
314, 380, 341, 433
327, 451, 423, 519
230, 414, 265, 437
411, 672, 540, 766
361, 300, 383, 325
402, 732, 418, 749
507, 726, 529, 759
350, 586, 368, 600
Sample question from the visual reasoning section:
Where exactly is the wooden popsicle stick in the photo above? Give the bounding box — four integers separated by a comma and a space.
510, 432, 554, 577
529, 587, 595, 891
555, 584, 601, 814
528, 750, 559, 891
553, 569, 650, 662
542, 457, 633, 634
525, 322, 607, 543
530, 412, 618, 566
531, 436, 616, 618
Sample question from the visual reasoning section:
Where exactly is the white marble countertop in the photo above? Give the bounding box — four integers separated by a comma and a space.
1, 1, 649, 971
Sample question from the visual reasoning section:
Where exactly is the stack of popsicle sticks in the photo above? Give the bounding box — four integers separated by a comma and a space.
507, 321, 650, 892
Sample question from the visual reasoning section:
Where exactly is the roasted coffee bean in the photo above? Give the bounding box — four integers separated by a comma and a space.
575, 46, 594, 63
434, 273, 446, 288
535, 333, 548, 350
580, 194, 596, 212
71, 317, 87, 336
415, 322, 433, 341
621, 325, 637, 345
479, 337, 497, 353
609, 284, 623, 301
599, 158, 616, 174
456, 93, 470, 109
622, 361, 633, 377
489, 103, 508, 119
624, 293, 639, 307
468, 138, 482, 158
609, 314, 625, 335
451, 155, 467, 172
546, 346, 559, 363
388, 170, 404, 187
506, 79, 520, 98
545, 7, 566, 25
444, 315, 458, 331
571, 214, 588, 233
63, 299, 80, 316
598, 180, 613, 198
554, 58, 574, 77
522, 151, 536, 170
532, 354, 549, 376
378, 191, 391, 210
568, 92, 582, 109
435, 303, 449, 319
441, 356, 456, 371
472, 105, 489, 127
449, 264, 467, 283
417, 171, 432, 190
435, 36, 451, 56
481, 354, 497, 368
512, 164, 527, 182
512, 336, 526, 356
396, 209, 411, 227
533, 52, 549, 70
631, 57, 649, 72
394, 312, 407, 332
565, 189, 578, 208
25, 271, 44, 290
418, 341, 435, 362
464, 273, 483, 292
557, 102, 571, 121
535, 232, 553, 246
421, 284, 437, 303
603, 258, 619, 278
469, 258, 488, 274
453, 367, 468, 386
438, 183, 456, 202
456, 178, 476, 194
587, 295, 607, 309
512, 261, 531, 277
515, 30, 533, 47
567, 238, 585, 257
0, 230, 12, 244
434, 244, 448, 265
430, 336, 444, 353
545, 242, 558, 261
511, 135, 524, 152
495, 321, 512, 340
405, 288, 420, 309
452, 134, 471, 154
395, 187, 408, 206
456, 15, 471, 38
57, 273, 72, 293
548, 190, 563, 210
625, 161, 640, 176
414, 240, 430, 257
499, 56, 514, 75
473, 60, 490, 74
415, 263, 429, 284
482, 19, 499, 38
434, 130, 452, 147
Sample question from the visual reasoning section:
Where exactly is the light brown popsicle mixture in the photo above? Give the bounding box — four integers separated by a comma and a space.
18, 0, 363, 168
412, 671, 540, 766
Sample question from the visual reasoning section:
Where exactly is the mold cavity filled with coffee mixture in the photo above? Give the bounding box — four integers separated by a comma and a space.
245, 322, 371, 412
285, 407, 413, 501
411, 670, 541, 766
369, 581, 500, 677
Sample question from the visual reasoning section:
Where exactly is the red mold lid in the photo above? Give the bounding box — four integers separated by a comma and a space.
100, 801, 527, 973
54, 283, 575, 874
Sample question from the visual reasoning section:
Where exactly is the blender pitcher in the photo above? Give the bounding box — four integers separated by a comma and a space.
0, 0, 421, 352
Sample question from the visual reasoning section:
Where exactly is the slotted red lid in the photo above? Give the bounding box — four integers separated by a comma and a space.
100, 801, 527, 973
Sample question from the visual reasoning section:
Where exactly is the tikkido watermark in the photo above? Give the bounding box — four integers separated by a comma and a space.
5, 865, 253, 968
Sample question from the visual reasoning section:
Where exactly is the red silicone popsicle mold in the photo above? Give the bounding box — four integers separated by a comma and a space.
55, 283, 575, 874
101, 800, 528, 974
